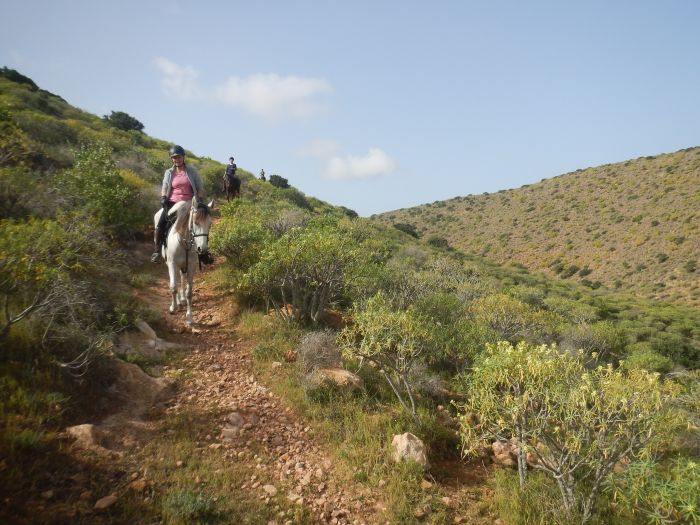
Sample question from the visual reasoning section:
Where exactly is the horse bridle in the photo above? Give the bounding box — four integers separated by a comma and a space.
185, 205, 209, 248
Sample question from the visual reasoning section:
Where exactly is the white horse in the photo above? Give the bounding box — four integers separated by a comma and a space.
153, 197, 214, 326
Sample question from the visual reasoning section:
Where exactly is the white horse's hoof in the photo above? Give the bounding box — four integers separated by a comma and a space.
169, 306, 177, 314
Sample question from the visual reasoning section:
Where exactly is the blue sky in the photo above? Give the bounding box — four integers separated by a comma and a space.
2, 1, 699, 216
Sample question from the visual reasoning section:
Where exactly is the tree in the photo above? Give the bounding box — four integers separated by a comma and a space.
458, 341, 681, 524
268, 174, 289, 189
102, 110, 144, 132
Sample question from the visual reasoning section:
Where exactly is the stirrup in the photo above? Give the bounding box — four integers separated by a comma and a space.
150, 251, 160, 263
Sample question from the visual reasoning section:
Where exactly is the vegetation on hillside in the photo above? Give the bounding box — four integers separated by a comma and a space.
1, 67, 698, 524
373, 151, 700, 307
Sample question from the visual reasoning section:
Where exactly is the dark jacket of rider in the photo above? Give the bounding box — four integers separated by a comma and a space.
161, 165, 205, 202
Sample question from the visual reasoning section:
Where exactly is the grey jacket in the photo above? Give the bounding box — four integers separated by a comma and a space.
161, 164, 205, 201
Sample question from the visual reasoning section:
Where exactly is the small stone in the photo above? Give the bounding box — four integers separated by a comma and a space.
41, 490, 53, 500
176, 460, 184, 467
441, 496, 452, 506
94, 494, 118, 510
79, 490, 92, 501
130, 472, 139, 480
420, 479, 433, 490
263, 485, 278, 497
377, 479, 387, 487
130, 479, 148, 492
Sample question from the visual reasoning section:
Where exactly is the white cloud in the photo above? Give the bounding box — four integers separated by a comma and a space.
323, 148, 395, 180
154, 58, 331, 120
296, 138, 341, 158
154, 57, 200, 100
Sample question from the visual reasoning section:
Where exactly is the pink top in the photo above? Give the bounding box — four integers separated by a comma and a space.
170, 169, 194, 202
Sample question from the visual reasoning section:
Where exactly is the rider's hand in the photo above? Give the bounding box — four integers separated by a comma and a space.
160, 195, 168, 207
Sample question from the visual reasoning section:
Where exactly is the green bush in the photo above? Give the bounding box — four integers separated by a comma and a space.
608, 458, 700, 524
102, 110, 144, 132
245, 218, 367, 324
338, 293, 428, 418
561, 321, 627, 363
393, 222, 419, 238
55, 141, 146, 237
458, 341, 682, 524
469, 294, 559, 343
268, 174, 289, 189
622, 343, 673, 373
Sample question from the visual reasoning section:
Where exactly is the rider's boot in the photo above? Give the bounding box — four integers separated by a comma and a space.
151, 227, 163, 263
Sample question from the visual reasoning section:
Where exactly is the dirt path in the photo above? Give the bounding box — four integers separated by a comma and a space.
152, 268, 384, 524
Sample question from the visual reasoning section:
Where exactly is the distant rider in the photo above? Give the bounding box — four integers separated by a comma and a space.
259, 169, 266, 181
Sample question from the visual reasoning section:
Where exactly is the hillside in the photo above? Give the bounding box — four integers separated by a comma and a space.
2, 68, 699, 525
373, 150, 700, 307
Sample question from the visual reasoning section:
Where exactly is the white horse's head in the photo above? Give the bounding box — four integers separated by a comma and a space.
190, 198, 214, 254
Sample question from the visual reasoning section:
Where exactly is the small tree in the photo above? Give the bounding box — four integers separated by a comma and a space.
102, 110, 144, 132
338, 293, 428, 419
458, 341, 680, 524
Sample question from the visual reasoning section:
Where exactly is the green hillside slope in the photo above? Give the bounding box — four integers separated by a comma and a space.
374, 150, 700, 307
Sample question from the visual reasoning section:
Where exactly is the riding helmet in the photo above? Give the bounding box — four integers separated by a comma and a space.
169, 145, 186, 157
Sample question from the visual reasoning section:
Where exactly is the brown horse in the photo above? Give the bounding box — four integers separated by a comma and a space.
223, 173, 241, 201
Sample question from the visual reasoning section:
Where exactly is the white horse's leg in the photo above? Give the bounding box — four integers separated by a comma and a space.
184, 267, 194, 326
167, 262, 178, 314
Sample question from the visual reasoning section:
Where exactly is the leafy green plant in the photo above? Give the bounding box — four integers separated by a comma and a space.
607, 458, 700, 524
458, 341, 681, 524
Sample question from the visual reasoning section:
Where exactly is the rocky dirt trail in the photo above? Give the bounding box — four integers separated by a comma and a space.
148, 266, 386, 525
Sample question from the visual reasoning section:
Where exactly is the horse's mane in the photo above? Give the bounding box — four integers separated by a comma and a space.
174, 201, 192, 236
174, 201, 211, 236
195, 203, 211, 222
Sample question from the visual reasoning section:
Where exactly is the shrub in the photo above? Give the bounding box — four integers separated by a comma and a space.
297, 329, 342, 374
426, 236, 450, 249
543, 297, 599, 325
281, 187, 313, 210
458, 341, 681, 524
608, 458, 700, 524
469, 294, 558, 343
102, 110, 144, 132
209, 201, 272, 270
338, 293, 428, 418
622, 343, 673, 374
268, 174, 289, 189
245, 220, 365, 324
55, 141, 146, 236
560, 321, 627, 363
0, 213, 118, 366
393, 223, 419, 238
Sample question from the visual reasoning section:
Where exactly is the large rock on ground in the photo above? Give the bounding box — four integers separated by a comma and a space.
306, 368, 364, 392
391, 432, 429, 469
